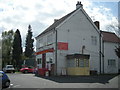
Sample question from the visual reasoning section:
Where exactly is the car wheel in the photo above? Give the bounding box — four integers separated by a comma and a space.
24, 70, 28, 74
4, 81, 10, 88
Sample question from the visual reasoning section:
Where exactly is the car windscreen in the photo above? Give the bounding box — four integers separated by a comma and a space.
7, 66, 13, 68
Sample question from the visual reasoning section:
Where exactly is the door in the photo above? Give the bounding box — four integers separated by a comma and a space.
42, 53, 46, 68
78, 59, 89, 75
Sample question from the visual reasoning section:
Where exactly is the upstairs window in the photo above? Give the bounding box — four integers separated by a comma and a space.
47, 34, 53, 44
39, 38, 43, 47
91, 36, 97, 45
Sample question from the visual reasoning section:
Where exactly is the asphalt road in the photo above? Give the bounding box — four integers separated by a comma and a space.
3, 73, 119, 89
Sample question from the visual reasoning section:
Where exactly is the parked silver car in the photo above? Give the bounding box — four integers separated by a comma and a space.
3, 65, 15, 73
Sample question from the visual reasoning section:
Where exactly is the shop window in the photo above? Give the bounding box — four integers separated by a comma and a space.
79, 59, 84, 67
85, 59, 89, 67
37, 58, 42, 64
75, 59, 79, 67
79, 59, 89, 67
67, 59, 75, 67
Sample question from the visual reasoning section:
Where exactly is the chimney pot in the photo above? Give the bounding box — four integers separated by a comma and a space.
94, 21, 100, 29
76, 1, 83, 9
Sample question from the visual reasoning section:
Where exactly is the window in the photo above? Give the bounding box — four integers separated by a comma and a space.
108, 59, 116, 66
37, 58, 42, 64
79, 59, 84, 67
75, 59, 79, 67
67, 59, 75, 67
47, 34, 53, 44
91, 36, 97, 45
79, 59, 89, 67
39, 38, 43, 47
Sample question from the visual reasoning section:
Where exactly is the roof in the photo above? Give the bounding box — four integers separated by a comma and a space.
36, 10, 76, 38
66, 54, 90, 59
101, 31, 120, 43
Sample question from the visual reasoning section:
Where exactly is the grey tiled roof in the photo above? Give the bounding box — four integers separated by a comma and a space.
36, 10, 76, 38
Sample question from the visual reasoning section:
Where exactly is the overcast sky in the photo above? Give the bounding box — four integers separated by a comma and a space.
0, 0, 119, 50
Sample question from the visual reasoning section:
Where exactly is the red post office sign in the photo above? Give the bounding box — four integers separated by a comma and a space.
58, 42, 68, 50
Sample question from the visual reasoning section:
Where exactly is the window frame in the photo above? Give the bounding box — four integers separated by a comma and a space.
47, 34, 53, 44
108, 59, 116, 66
91, 36, 97, 45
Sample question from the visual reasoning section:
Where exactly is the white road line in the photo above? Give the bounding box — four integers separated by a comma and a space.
13, 85, 21, 87
10, 84, 13, 86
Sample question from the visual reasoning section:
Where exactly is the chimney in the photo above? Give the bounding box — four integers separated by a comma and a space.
94, 21, 100, 29
76, 1, 83, 9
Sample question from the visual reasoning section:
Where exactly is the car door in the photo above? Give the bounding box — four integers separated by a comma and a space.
28, 66, 34, 72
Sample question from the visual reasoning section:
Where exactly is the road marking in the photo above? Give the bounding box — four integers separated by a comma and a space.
13, 85, 21, 87
10, 84, 13, 86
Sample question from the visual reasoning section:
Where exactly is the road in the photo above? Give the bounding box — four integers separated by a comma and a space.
4, 73, 119, 89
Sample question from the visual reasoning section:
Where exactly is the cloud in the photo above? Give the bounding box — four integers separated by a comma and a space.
0, 0, 118, 49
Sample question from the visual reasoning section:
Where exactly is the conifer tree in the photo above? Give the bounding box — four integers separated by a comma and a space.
24, 25, 34, 58
12, 29, 22, 69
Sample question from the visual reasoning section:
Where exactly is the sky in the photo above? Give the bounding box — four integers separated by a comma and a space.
0, 0, 119, 50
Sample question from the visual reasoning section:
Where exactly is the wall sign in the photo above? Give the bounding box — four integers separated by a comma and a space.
58, 42, 68, 50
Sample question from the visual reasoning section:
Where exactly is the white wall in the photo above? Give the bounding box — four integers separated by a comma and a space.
103, 42, 119, 74
36, 30, 56, 69
56, 9, 100, 75
36, 31, 56, 52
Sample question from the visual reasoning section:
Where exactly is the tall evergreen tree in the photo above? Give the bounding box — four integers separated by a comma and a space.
24, 25, 34, 58
12, 29, 22, 69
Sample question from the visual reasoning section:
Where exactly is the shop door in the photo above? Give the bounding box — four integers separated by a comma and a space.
75, 59, 89, 75
42, 53, 46, 68
79, 59, 89, 75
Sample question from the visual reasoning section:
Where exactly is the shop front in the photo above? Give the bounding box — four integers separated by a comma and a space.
35, 48, 55, 76
66, 54, 90, 75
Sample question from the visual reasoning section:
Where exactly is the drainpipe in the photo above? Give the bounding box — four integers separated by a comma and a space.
102, 40, 104, 74
55, 28, 58, 76
99, 31, 102, 74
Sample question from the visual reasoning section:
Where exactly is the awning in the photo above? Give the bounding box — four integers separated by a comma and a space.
66, 54, 90, 59
35, 48, 54, 55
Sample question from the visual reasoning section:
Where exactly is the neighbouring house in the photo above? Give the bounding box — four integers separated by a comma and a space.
35, 1, 120, 76
101, 31, 120, 74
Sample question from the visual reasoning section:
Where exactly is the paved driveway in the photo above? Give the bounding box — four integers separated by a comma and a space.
4, 73, 119, 89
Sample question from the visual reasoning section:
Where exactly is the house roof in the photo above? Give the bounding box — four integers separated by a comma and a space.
101, 31, 120, 43
36, 10, 76, 38
66, 54, 90, 59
